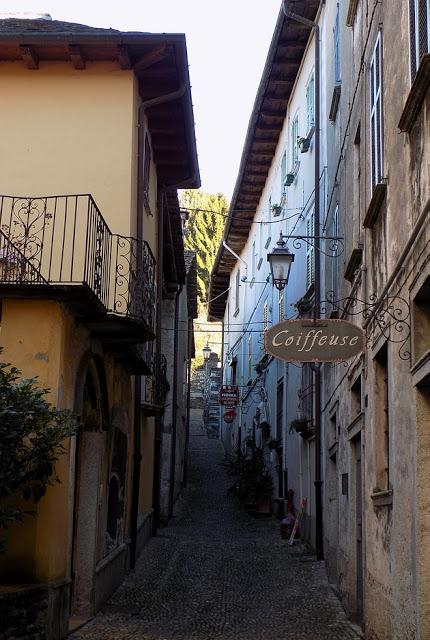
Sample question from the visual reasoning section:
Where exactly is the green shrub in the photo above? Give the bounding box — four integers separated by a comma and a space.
0, 356, 76, 549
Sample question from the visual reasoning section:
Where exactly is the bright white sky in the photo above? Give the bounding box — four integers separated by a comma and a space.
4, 0, 282, 200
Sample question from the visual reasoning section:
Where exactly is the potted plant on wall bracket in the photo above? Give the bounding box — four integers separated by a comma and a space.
285, 172, 295, 187
254, 353, 270, 375
271, 203, 283, 217
295, 293, 314, 316
298, 136, 311, 153
290, 418, 314, 439
290, 417, 310, 433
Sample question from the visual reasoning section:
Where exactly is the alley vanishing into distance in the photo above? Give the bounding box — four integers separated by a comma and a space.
70, 409, 360, 640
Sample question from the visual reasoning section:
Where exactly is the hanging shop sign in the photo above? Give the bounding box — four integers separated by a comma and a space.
219, 385, 239, 407
264, 319, 365, 363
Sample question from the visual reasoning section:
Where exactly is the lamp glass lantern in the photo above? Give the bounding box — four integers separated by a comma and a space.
202, 343, 211, 362
267, 234, 295, 291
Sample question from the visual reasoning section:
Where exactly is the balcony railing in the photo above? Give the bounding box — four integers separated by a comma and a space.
0, 194, 156, 332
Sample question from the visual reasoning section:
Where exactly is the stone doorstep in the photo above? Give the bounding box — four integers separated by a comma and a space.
68, 615, 94, 634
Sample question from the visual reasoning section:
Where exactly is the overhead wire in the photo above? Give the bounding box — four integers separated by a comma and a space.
322, 0, 379, 232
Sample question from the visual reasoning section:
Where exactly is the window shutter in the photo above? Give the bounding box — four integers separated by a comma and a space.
409, 0, 430, 80
332, 206, 339, 299
278, 292, 284, 321
306, 213, 315, 289
370, 33, 383, 193
334, 4, 341, 83
418, 0, 429, 61
410, 0, 418, 79
306, 74, 315, 131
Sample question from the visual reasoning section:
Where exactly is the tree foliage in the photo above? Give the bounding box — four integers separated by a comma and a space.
179, 189, 228, 310
0, 357, 76, 543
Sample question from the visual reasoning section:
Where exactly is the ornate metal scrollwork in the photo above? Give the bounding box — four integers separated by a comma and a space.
113, 235, 137, 316
113, 235, 156, 330
287, 234, 345, 258
320, 291, 411, 361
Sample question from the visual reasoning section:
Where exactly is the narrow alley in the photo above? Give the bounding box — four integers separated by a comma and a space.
70, 409, 361, 640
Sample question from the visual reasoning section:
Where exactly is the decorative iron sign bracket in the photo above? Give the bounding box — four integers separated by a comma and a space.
317, 292, 411, 361
282, 234, 344, 258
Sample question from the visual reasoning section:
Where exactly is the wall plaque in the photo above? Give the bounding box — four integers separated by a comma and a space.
264, 319, 365, 363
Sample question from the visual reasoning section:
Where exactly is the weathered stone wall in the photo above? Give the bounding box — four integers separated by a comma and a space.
322, 0, 430, 637
0, 585, 48, 640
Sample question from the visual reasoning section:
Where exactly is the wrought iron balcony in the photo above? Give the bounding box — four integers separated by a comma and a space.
0, 194, 156, 340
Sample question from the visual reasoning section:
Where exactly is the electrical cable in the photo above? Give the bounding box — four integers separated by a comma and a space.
322, 0, 379, 232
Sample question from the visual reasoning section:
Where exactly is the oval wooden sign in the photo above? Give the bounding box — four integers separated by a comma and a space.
264, 319, 365, 363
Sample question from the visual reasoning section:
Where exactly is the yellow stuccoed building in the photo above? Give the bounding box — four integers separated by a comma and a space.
0, 15, 199, 638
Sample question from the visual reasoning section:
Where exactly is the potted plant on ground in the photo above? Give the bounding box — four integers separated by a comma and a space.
224, 443, 273, 515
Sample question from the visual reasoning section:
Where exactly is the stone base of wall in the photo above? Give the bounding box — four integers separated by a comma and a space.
95, 543, 128, 613
0, 579, 70, 640
136, 510, 154, 559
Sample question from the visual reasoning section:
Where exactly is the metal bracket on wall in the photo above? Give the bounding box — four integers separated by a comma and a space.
282, 234, 344, 258
318, 291, 411, 361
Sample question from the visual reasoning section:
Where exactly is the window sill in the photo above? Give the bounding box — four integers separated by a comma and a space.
347, 411, 364, 440
328, 440, 338, 461
363, 181, 387, 228
398, 54, 430, 133
329, 84, 341, 122
371, 489, 393, 508
411, 349, 430, 387
344, 245, 363, 283
306, 123, 315, 141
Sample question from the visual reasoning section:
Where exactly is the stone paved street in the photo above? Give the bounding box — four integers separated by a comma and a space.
70, 410, 362, 640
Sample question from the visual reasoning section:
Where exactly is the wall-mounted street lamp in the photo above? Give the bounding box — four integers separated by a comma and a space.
267, 233, 295, 291
267, 230, 344, 291
202, 343, 212, 362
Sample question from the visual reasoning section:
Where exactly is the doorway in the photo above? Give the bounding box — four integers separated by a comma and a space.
70, 365, 106, 619
354, 434, 364, 625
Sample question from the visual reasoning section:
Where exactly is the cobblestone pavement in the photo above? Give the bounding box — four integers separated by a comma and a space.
71, 410, 361, 640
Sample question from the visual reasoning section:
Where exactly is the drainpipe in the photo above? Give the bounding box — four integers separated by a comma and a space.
136, 86, 188, 537
183, 317, 193, 488
169, 283, 183, 516
222, 240, 248, 276
152, 188, 165, 534
130, 377, 142, 570
282, 0, 323, 561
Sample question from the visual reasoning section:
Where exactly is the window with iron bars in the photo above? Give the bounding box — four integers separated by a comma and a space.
409, 0, 430, 80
